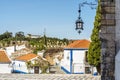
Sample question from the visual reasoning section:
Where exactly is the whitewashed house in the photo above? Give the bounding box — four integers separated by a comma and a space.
16, 44, 26, 50
0, 50, 11, 73
26, 34, 41, 38
61, 39, 91, 74
11, 48, 32, 60
5, 44, 26, 57
11, 53, 39, 74
37, 50, 45, 57
5, 46, 15, 56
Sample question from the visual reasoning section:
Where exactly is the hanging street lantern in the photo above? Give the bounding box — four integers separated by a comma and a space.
75, 4, 84, 34
75, 1, 97, 34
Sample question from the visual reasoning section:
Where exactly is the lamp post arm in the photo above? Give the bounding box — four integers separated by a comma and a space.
79, 1, 97, 10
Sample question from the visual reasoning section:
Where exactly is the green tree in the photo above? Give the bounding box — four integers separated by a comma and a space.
15, 31, 25, 42
0, 31, 12, 40
63, 38, 69, 45
87, 0, 101, 74
43, 34, 47, 47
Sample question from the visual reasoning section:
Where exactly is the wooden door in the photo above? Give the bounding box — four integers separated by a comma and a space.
34, 66, 39, 74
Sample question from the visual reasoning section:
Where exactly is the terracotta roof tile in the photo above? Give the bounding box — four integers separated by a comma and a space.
15, 53, 38, 61
0, 50, 11, 63
65, 39, 90, 49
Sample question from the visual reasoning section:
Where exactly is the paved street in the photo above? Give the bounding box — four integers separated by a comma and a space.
0, 74, 101, 80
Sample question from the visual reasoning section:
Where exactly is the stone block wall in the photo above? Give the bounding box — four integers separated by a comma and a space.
100, 0, 116, 80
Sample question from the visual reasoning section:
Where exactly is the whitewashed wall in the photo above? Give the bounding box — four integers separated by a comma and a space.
5, 45, 26, 56
73, 50, 85, 63
6, 46, 15, 56
72, 50, 86, 73
12, 61, 30, 73
61, 49, 87, 73
12, 56, 40, 74
38, 51, 44, 57
16, 45, 26, 50
61, 50, 70, 72
115, 0, 120, 80
115, 50, 120, 80
0, 64, 11, 73
73, 63, 85, 73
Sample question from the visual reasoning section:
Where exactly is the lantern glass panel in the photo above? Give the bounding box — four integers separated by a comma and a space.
76, 22, 83, 29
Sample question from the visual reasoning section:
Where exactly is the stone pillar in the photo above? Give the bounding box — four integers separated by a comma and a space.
100, 0, 116, 80
100, 32, 115, 80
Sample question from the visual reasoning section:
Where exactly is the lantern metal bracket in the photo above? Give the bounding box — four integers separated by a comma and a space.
75, 1, 97, 34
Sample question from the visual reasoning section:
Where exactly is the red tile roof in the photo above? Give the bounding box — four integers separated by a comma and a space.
0, 50, 11, 63
15, 53, 38, 61
65, 39, 90, 49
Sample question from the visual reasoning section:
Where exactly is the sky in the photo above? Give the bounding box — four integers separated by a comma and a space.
0, 0, 97, 40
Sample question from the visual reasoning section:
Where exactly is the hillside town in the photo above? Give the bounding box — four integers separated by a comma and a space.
1, 0, 118, 79
0, 32, 97, 75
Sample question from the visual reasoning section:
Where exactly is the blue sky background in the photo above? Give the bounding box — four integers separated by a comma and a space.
0, 0, 97, 39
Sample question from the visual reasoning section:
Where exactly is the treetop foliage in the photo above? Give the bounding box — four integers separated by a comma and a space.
87, 0, 101, 66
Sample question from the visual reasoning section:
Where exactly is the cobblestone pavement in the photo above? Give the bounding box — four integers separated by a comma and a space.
0, 74, 101, 80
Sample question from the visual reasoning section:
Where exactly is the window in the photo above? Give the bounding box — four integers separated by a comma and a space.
67, 52, 69, 60
85, 51, 88, 62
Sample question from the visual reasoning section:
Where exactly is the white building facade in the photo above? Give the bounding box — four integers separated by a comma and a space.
5, 44, 26, 56
61, 48, 89, 74
61, 40, 93, 74
0, 50, 12, 73
12, 60, 36, 74
0, 64, 11, 73
115, 0, 120, 80
11, 53, 38, 74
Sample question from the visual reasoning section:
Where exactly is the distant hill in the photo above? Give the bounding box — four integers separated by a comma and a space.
0, 32, 70, 54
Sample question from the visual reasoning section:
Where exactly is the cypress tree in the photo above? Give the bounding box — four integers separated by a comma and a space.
87, 0, 101, 74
